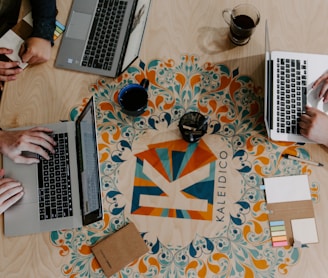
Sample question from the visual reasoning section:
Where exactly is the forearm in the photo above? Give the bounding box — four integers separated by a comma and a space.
29, 0, 57, 45
0, 129, 4, 154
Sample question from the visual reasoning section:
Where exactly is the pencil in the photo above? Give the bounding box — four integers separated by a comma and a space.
282, 154, 324, 167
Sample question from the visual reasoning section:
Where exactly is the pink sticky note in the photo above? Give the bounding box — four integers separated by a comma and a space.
272, 241, 289, 247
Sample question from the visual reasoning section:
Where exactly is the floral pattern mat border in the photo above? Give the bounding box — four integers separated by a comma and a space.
50, 55, 319, 278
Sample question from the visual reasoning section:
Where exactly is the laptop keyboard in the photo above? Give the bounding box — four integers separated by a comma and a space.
276, 58, 307, 134
81, 0, 128, 71
38, 133, 73, 220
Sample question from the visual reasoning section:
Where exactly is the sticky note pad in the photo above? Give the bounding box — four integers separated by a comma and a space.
270, 220, 289, 247
270, 225, 285, 232
269, 220, 285, 226
271, 230, 287, 237
291, 218, 319, 244
53, 20, 65, 41
272, 241, 289, 247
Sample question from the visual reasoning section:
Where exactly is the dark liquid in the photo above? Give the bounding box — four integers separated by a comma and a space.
179, 112, 207, 143
120, 87, 148, 111
230, 15, 255, 40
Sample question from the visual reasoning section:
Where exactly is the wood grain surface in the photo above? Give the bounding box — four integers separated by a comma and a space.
1, 0, 328, 277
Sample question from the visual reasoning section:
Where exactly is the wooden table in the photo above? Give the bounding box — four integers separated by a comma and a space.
1, 1, 328, 277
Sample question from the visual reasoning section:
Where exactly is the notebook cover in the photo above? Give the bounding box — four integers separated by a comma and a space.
267, 200, 315, 245
91, 222, 148, 277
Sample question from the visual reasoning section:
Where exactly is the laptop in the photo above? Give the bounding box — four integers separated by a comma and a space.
265, 21, 328, 143
55, 0, 151, 78
3, 97, 103, 237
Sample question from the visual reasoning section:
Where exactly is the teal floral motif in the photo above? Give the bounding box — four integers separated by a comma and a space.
52, 55, 317, 277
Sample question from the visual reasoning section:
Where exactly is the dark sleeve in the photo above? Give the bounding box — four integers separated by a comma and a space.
29, 0, 57, 45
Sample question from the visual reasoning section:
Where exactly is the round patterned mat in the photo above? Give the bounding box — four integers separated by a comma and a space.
50, 55, 319, 278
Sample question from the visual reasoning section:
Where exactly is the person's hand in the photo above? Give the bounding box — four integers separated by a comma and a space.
299, 106, 328, 146
313, 72, 328, 103
19, 37, 52, 65
0, 169, 24, 215
0, 127, 56, 164
0, 48, 23, 82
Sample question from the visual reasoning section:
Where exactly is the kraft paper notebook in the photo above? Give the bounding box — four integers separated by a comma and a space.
263, 175, 319, 247
92, 222, 148, 277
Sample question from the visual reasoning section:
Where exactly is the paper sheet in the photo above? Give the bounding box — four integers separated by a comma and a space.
264, 175, 311, 204
291, 218, 319, 244
0, 30, 28, 69
0, 13, 32, 69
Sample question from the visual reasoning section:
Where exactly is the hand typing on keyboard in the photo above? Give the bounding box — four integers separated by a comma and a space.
0, 127, 57, 164
313, 72, 328, 103
0, 168, 24, 215
300, 106, 328, 147
299, 73, 328, 146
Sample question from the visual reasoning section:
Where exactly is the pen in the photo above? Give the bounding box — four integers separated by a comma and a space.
282, 154, 324, 167
197, 116, 209, 131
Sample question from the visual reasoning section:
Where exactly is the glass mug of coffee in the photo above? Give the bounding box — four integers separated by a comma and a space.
222, 4, 260, 45
118, 79, 149, 116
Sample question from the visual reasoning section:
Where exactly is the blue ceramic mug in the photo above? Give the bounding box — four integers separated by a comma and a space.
118, 79, 149, 116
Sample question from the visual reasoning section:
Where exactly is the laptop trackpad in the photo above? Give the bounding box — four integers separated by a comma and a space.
66, 12, 92, 40
5, 162, 39, 204
4, 202, 40, 236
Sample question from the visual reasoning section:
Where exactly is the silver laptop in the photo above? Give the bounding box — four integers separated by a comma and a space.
55, 0, 151, 77
3, 97, 103, 237
265, 21, 328, 143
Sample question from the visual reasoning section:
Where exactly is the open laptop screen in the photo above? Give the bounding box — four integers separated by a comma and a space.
264, 21, 273, 133
76, 97, 103, 225
121, 0, 151, 70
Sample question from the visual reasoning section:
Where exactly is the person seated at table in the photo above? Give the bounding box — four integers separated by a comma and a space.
300, 72, 328, 147
0, 127, 56, 214
0, 0, 56, 83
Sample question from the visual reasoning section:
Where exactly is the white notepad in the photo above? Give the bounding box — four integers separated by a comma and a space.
291, 218, 319, 244
264, 175, 311, 203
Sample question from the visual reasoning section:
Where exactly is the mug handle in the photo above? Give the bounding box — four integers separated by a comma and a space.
140, 78, 149, 90
222, 9, 232, 25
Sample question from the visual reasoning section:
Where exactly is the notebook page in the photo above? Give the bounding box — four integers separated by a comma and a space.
264, 175, 311, 204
